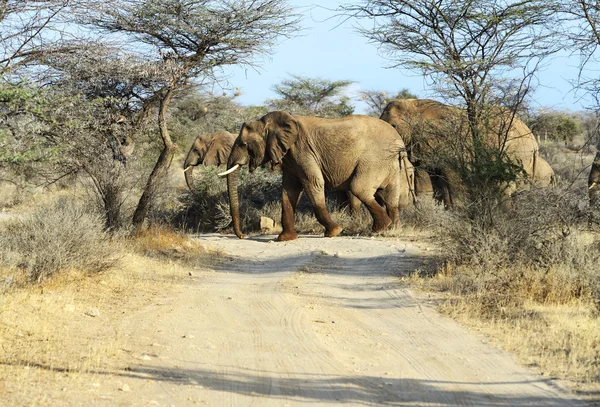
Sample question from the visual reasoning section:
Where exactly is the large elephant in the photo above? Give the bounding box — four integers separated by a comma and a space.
183, 131, 236, 190
380, 99, 555, 206
220, 111, 414, 241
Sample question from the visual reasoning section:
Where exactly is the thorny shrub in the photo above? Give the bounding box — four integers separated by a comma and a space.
0, 199, 118, 285
438, 186, 600, 314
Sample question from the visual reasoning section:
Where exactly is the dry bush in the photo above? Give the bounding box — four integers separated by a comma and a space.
132, 223, 214, 262
539, 142, 595, 189
175, 166, 281, 233
409, 140, 600, 389
436, 186, 599, 311
0, 199, 119, 285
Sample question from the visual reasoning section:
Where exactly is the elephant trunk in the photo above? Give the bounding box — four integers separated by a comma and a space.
184, 165, 195, 190
183, 149, 199, 190
226, 166, 245, 239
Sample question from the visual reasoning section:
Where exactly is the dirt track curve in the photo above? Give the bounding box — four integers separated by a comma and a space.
91, 234, 587, 406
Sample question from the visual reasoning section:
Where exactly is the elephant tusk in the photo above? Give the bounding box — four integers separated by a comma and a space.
183, 166, 193, 173
218, 164, 239, 177
589, 182, 597, 190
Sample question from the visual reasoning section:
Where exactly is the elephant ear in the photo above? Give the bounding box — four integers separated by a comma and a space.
265, 112, 299, 164
204, 133, 232, 166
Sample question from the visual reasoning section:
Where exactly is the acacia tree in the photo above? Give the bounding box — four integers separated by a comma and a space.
0, 0, 93, 76
268, 74, 355, 118
35, 47, 167, 229
86, 0, 299, 229
342, 0, 560, 222
360, 88, 417, 116
560, 1, 600, 211
528, 110, 583, 144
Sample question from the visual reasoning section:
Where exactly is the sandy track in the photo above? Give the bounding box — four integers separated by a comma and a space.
89, 234, 586, 406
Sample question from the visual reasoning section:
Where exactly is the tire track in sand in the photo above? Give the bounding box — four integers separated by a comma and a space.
91, 233, 589, 407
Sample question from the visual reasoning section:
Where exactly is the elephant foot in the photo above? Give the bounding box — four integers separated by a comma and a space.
372, 217, 392, 233
276, 231, 298, 242
324, 225, 343, 238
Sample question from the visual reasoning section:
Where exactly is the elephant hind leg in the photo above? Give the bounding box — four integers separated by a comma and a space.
378, 184, 400, 228
351, 183, 392, 233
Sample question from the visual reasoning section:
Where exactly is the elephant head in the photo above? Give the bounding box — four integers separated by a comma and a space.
219, 111, 299, 239
183, 131, 235, 190
380, 99, 456, 164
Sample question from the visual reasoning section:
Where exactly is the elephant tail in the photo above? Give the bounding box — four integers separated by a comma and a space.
399, 149, 417, 206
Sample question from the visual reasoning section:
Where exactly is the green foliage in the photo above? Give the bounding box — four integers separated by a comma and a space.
268, 75, 355, 118
170, 90, 268, 146
0, 82, 60, 166
528, 111, 583, 143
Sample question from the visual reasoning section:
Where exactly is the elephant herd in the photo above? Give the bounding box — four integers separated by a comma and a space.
183, 98, 561, 242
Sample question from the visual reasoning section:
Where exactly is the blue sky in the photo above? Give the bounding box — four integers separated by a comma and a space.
222, 1, 593, 114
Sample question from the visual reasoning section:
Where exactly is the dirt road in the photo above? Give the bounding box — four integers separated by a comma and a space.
74, 234, 586, 406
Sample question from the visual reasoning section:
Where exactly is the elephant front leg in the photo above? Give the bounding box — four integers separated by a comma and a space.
277, 173, 303, 242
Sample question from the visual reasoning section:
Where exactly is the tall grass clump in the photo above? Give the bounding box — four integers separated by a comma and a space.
0, 199, 118, 284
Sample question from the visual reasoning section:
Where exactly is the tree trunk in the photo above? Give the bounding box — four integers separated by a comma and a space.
132, 86, 176, 231
103, 182, 123, 231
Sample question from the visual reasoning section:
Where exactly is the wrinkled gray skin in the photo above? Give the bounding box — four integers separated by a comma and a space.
183, 131, 236, 190
225, 111, 414, 241
380, 99, 555, 207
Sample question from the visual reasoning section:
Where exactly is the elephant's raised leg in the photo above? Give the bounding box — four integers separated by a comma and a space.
351, 184, 392, 233
303, 177, 343, 237
277, 172, 303, 242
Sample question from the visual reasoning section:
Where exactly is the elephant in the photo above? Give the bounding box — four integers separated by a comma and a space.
589, 151, 600, 208
183, 131, 236, 190
380, 98, 555, 207
219, 111, 414, 241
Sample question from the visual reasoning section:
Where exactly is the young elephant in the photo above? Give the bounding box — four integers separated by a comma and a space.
183, 131, 236, 190
220, 111, 412, 241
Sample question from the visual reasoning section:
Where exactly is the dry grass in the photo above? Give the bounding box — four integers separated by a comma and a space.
0, 252, 191, 404
436, 299, 600, 391
0, 220, 222, 404
131, 223, 218, 262
409, 141, 600, 395
412, 230, 600, 394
